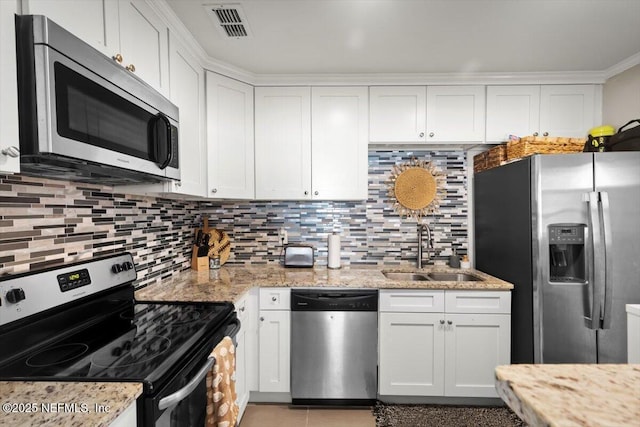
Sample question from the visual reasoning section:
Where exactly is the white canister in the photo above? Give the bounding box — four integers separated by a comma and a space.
327, 233, 341, 269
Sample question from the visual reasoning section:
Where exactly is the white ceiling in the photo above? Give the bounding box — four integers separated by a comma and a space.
166, 0, 640, 76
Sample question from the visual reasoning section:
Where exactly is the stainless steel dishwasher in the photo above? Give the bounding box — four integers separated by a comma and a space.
290, 289, 378, 405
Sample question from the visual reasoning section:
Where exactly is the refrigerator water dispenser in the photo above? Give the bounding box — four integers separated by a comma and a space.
549, 224, 586, 283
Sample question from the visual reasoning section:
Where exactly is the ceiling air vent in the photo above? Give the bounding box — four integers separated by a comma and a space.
205, 4, 253, 39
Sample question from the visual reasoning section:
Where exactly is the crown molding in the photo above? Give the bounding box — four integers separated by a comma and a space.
603, 52, 640, 80
251, 71, 608, 86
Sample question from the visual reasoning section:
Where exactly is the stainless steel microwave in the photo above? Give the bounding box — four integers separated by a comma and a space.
15, 15, 180, 184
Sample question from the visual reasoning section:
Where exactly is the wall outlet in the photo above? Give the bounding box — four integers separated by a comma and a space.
279, 228, 288, 245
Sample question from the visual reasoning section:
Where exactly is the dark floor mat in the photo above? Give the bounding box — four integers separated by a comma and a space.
373, 402, 527, 427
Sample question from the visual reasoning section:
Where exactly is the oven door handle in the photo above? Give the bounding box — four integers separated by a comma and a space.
226, 318, 242, 340
158, 356, 215, 411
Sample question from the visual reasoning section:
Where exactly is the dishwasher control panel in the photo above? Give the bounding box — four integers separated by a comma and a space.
291, 289, 378, 311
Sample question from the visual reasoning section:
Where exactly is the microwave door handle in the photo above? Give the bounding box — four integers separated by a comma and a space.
600, 192, 614, 329
151, 113, 173, 169
158, 356, 215, 410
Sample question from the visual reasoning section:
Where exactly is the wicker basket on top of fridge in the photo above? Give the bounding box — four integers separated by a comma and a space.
506, 136, 586, 161
473, 144, 507, 173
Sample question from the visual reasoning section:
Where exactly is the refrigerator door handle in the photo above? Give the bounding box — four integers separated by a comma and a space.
585, 191, 605, 329
600, 191, 614, 329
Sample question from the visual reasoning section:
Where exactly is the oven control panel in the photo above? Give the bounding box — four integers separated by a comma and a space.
57, 269, 92, 292
0, 252, 137, 327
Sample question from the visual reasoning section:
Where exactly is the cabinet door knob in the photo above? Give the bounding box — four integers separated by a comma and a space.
439, 319, 445, 325
447, 320, 453, 325
211, 188, 218, 194
419, 132, 425, 138
429, 132, 435, 138
314, 191, 319, 196
543, 132, 549, 137
240, 306, 245, 312
260, 316, 265, 322
533, 132, 539, 137
126, 64, 136, 73
304, 191, 308, 195
174, 181, 182, 187
112, 53, 123, 63
1, 146, 20, 158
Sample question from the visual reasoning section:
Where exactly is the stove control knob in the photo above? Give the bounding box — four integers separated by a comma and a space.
112, 264, 123, 274
6, 288, 25, 304
122, 262, 133, 271
112, 347, 123, 357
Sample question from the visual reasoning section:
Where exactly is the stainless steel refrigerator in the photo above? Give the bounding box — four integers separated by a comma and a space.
474, 152, 640, 364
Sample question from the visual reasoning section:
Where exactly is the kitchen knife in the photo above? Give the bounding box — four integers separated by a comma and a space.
198, 234, 210, 257
195, 230, 203, 247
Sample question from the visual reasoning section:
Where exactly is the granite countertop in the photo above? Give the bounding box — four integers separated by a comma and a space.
495, 364, 640, 427
0, 381, 142, 427
135, 264, 513, 303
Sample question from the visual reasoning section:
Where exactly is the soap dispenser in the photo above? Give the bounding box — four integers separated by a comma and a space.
448, 248, 461, 268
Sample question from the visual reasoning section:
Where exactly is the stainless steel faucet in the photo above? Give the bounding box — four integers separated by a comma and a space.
417, 223, 433, 269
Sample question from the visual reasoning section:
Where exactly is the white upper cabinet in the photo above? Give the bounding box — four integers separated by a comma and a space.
206, 72, 255, 199
255, 86, 368, 201
369, 86, 426, 143
311, 87, 369, 200
369, 85, 485, 143
426, 85, 485, 142
22, 0, 120, 58
539, 85, 597, 138
168, 34, 206, 197
485, 85, 541, 142
486, 84, 599, 142
118, 0, 170, 96
0, 0, 21, 174
255, 87, 312, 200
23, 0, 169, 95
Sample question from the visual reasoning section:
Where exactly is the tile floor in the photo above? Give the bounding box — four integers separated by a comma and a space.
239, 404, 376, 427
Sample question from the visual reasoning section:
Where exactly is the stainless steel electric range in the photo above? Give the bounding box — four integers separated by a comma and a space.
0, 253, 238, 427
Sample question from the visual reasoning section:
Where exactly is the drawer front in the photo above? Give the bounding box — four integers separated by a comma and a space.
259, 287, 291, 310
445, 291, 511, 314
379, 289, 445, 313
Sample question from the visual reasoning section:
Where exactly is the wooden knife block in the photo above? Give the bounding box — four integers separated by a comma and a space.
191, 246, 209, 271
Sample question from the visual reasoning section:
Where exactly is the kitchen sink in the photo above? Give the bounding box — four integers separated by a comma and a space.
425, 272, 482, 282
382, 272, 431, 281
382, 271, 483, 282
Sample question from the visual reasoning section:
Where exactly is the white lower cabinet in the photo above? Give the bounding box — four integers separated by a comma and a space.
235, 289, 258, 421
258, 288, 290, 393
443, 313, 511, 397
379, 290, 511, 398
379, 312, 445, 396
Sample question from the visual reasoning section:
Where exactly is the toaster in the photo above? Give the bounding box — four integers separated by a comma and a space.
283, 243, 314, 268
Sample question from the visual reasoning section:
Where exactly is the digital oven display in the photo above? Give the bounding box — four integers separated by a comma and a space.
57, 269, 91, 292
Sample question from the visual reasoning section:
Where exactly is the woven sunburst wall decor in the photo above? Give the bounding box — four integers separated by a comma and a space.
387, 158, 445, 220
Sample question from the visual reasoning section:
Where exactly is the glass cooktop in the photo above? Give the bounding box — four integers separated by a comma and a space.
0, 301, 234, 388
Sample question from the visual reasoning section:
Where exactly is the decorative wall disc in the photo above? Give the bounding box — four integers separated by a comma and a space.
387, 158, 445, 220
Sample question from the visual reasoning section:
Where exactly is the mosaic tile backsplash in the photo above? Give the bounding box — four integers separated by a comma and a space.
202, 150, 468, 266
0, 150, 468, 286
0, 174, 198, 288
